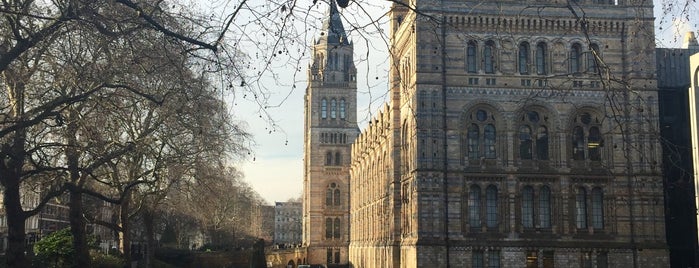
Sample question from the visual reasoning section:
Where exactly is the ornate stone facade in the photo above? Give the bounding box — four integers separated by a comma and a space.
346, 0, 669, 268
302, 0, 359, 266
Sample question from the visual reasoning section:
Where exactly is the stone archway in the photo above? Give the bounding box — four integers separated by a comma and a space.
287, 260, 296, 268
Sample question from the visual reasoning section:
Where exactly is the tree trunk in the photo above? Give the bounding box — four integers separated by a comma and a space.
69, 188, 91, 268
143, 208, 156, 268
119, 193, 132, 264
3, 179, 29, 268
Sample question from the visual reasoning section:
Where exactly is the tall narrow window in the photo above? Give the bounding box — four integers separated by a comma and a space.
469, 185, 481, 228
335, 152, 342, 165
327, 249, 333, 264
591, 187, 604, 229
339, 98, 346, 119
330, 98, 337, 119
572, 112, 603, 161
321, 98, 328, 119
536, 42, 547, 75
519, 125, 533, 159
326, 152, 333, 165
468, 124, 480, 160
333, 218, 341, 238
488, 250, 501, 268
486, 185, 498, 228
522, 186, 534, 228
326, 189, 333, 206
467, 41, 477, 73
573, 126, 585, 160
576, 187, 588, 229
334, 189, 341, 206
587, 44, 600, 73
539, 186, 552, 228
588, 127, 602, 161
325, 218, 333, 238
484, 124, 496, 159
519, 42, 530, 74
570, 43, 582, 73
472, 251, 484, 268
484, 40, 495, 74
537, 126, 549, 160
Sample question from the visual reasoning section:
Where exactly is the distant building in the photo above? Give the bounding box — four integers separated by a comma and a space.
274, 202, 302, 245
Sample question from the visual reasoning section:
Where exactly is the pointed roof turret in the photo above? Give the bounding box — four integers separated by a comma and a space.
683, 31, 699, 51
318, 0, 350, 45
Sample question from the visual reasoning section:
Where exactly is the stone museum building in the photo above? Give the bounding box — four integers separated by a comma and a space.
303, 0, 669, 267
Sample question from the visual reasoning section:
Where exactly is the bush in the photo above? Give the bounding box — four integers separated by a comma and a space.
33, 228, 74, 268
90, 251, 125, 268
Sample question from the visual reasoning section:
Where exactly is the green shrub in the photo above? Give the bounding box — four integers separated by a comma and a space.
90, 251, 125, 268
33, 228, 74, 268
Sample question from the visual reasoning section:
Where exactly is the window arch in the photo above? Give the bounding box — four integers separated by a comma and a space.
464, 108, 497, 160
571, 111, 603, 161
486, 185, 498, 228
469, 185, 481, 228
330, 98, 337, 119
321, 98, 328, 119
484, 40, 495, 74
467, 41, 477, 73
518, 110, 549, 160
570, 43, 582, 73
536, 42, 547, 75
519, 42, 530, 75
339, 98, 346, 119
325, 217, 341, 239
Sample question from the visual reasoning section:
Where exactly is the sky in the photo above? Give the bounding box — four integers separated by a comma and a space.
229, 0, 699, 205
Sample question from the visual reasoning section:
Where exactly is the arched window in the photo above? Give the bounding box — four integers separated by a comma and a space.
486, 185, 498, 228
589, 127, 602, 161
467, 41, 477, 73
572, 112, 604, 161
537, 126, 549, 160
576, 187, 587, 229
330, 98, 337, 119
519, 110, 549, 160
335, 152, 342, 165
464, 109, 497, 160
519, 126, 533, 160
333, 218, 341, 239
536, 42, 547, 75
325, 218, 333, 238
539, 186, 551, 228
469, 185, 481, 228
484, 124, 496, 159
326, 188, 333, 205
467, 124, 480, 159
570, 43, 582, 73
519, 42, 530, 74
522, 186, 534, 228
321, 98, 328, 119
339, 98, 346, 119
333, 188, 341, 206
327, 183, 340, 206
591, 187, 604, 229
587, 44, 600, 73
326, 152, 333, 165
484, 40, 495, 74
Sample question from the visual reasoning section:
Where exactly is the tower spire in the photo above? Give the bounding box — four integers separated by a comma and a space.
319, 0, 349, 45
